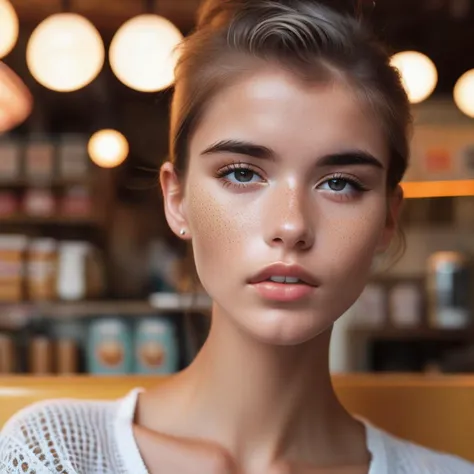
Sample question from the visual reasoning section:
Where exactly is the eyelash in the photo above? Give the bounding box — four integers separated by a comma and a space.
215, 163, 369, 194
215, 162, 265, 189
324, 173, 369, 193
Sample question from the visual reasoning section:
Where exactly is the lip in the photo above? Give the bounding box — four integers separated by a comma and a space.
248, 263, 319, 287
247, 263, 319, 303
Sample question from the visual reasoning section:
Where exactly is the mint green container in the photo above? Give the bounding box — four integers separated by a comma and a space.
133, 317, 179, 375
87, 318, 133, 375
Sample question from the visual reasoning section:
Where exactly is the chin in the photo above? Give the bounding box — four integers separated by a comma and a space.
237, 307, 334, 346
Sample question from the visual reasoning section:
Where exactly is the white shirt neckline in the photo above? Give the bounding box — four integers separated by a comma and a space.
114, 388, 387, 474
114, 388, 149, 474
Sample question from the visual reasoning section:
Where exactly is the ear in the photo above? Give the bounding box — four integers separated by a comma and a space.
160, 162, 191, 240
377, 185, 404, 252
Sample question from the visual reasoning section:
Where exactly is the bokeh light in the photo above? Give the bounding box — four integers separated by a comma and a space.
109, 14, 183, 92
27, 13, 105, 92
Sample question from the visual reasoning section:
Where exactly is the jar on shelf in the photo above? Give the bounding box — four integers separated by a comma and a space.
55, 338, 79, 375
87, 318, 133, 375
134, 317, 179, 375
427, 251, 473, 329
24, 137, 55, 184
58, 134, 89, 181
59, 185, 92, 218
0, 235, 27, 302
56, 241, 89, 301
0, 334, 16, 374
0, 138, 21, 182
28, 336, 54, 375
0, 191, 20, 218
27, 238, 57, 301
23, 188, 56, 217
56, 241, 106, 301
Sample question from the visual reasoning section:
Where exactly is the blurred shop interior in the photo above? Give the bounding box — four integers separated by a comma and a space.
0, 0, 474, 377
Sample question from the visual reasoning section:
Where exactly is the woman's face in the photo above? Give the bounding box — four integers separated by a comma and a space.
162, 66, 402, 345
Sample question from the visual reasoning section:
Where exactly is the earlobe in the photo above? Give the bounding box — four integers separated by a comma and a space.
160, 162, 190, 239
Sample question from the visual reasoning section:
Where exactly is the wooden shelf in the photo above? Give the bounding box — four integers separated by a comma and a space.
39, 301, 159, 318
0, 215, 97, 226
0, 296, 211, 329
0, 179, 92, 188
351, 326, 474, 341
149, 292, 212, 312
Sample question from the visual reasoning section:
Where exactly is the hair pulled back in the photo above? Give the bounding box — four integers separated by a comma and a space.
170, 0, 411, 190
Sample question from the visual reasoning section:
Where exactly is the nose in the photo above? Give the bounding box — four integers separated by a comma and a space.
263, 184, 315, 252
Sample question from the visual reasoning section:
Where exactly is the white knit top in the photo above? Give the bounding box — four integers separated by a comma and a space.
0, 388, 473, 473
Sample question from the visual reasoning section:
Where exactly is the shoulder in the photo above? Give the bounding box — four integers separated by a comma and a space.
367, 422, 474, 474
0, 396, 121, 473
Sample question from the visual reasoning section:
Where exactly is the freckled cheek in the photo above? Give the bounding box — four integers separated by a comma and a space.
318, 206, 386, 275
185, 185, 255, 272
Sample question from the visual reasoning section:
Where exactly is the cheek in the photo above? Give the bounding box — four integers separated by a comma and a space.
185, 182, 253, 284
320, 203, 386, 279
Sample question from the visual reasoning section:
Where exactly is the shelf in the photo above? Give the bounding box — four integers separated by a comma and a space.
351, 326, 474, 341
0, 215, 97, 226
0, 178, 91, 189
39, 301, 159, 318
0, 295, 212, 329
149, 292, 212, 312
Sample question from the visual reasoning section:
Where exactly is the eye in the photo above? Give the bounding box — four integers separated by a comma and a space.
229, 168, 260, 183
318, 175, 367, 195
217, 164, 265, 187
326, 178, 348, 192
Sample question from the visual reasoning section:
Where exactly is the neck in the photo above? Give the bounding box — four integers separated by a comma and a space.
144, 304, 367, 473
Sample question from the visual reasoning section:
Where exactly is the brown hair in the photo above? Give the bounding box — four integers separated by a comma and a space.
169, 0, 411, 191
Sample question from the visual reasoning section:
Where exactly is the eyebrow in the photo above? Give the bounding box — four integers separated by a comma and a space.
318, 151, 385, 170
201, 139, 384, 169
200, 140, 274, 160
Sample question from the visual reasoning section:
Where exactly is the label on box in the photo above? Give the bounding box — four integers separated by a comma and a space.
87, 319, 133, 375
134, 318, 179, 375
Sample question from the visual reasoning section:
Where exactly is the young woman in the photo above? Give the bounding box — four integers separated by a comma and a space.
1, 1, 473, 473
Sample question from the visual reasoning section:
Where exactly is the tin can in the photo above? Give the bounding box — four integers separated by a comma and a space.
133, 317, 179, 375
87, 318, 133, 375
426, 252, 473, 329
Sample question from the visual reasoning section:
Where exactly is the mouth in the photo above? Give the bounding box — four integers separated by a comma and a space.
247, 263, 319, 302
266, 276, 305, 284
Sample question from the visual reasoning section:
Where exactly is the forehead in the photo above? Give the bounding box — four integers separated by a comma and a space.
190, 66, 389, 165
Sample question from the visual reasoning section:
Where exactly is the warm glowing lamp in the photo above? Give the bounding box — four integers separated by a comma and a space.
26, 13, 105, 92
0, 0, 19, 59
454, 69, 474, 118
0, 62, 33, 133
391, 51, 438, 104
88, 129, 129, 168
109, 14, 183, 92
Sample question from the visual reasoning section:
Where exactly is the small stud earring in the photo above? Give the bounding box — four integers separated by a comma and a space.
180, 229, 186, 236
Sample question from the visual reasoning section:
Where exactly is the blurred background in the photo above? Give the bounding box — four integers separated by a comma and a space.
0, 0, 473, 378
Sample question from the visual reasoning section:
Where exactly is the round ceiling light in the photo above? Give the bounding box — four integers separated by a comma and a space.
0, 62, 33, 133
109, 14, 183, 92
88, 129, 129, 168
0, 0, 19, 59
27, 13, 105, 92
454, 69, 474, 118
390, 51, 438, 104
